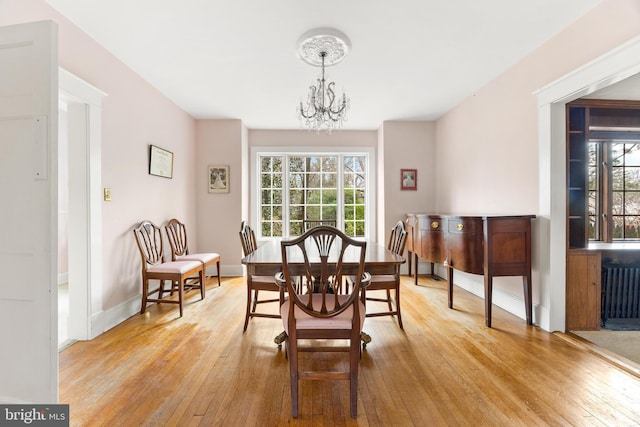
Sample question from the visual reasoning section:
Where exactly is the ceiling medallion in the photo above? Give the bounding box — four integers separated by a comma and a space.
296, 28, 351, 133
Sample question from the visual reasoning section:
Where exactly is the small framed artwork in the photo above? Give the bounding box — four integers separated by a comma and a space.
208, 165, 229, 193
401, 169, 417, 190
149, 145, 174, 179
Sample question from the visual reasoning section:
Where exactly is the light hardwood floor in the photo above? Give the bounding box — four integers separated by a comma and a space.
60, 276, 640, 426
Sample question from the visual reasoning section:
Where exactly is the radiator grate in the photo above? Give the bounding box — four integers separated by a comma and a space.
602, 267, 640, 326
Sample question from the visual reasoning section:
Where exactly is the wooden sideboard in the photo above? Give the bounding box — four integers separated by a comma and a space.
406, 214, 535, 327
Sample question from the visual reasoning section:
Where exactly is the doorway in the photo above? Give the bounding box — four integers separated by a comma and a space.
58, 68, 105, 345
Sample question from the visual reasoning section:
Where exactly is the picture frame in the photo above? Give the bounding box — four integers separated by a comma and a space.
208, 165, 230, 193
401, 169, 417, 190
149, 145, 174, 179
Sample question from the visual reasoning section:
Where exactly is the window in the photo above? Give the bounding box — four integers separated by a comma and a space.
253, 148, 373, 239
589, 141, 640, 241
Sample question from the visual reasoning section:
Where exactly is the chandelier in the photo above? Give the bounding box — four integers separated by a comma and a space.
296, 28, 351, 133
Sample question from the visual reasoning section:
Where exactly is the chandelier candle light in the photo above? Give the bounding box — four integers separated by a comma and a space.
296, 28, 351, 133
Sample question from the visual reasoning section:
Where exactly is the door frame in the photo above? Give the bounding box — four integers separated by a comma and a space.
536, 34, 640, 332
59, 68, 105, 340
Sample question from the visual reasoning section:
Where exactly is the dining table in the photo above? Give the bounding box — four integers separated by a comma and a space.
241, 238, 406, 347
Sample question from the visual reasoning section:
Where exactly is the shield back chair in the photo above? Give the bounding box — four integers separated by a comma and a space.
165, 218, 221, 293
275, 226, 371, 418
362, 220, 408, 328
133, 220, 205, 317
239, 221, 284, 332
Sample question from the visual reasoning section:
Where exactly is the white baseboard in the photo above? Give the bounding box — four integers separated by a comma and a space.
425, 264, 534, 325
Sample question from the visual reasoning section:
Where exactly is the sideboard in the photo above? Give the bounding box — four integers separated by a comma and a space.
406, 214, 535, 328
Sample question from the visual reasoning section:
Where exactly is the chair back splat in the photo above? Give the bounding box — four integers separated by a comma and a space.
276, 225, 371, 418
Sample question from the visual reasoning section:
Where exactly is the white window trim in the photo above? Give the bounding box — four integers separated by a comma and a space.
250, 146, 376, 242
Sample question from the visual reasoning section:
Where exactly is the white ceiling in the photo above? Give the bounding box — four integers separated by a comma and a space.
48, 0, 602, 130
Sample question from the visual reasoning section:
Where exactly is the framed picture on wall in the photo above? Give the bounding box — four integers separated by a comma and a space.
149, 145, 174, 179
401, 169, 417, 190
208, 165, 229, 193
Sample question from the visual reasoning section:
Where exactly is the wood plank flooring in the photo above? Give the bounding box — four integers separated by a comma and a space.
59, 276, 640, 426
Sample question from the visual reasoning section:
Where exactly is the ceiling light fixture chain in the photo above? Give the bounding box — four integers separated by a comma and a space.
296, 28, 351, 133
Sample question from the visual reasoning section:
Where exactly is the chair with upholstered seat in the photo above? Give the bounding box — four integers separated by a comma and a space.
362, 220, 407, 328
276, 225, 370, 418
133, 220, 205, 317
239, 221, 284, 331
165, 218, 221, 291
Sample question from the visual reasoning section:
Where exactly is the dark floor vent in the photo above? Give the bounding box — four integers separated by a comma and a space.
602, 267, 640, 326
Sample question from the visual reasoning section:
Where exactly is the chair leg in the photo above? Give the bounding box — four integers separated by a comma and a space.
350, 334, 359, 418
199, 269, 206, 300
396, 286, 403, 329
289, 337, 299, 418
252, 289, 259, 312
140, 279, 149, 314
243, 283, 252, 332
386, 289, 393, 312
216, 261, 221, 286
178, 280, 184, 317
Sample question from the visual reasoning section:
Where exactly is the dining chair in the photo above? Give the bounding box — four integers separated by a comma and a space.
362, 220, 407, 328
165, 218, 221, 293
239, 221, 284, 331
132, 220, 205, 317
275, 225, 371, 418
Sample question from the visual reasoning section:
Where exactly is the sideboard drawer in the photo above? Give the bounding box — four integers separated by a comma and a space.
447, 216, 483, 235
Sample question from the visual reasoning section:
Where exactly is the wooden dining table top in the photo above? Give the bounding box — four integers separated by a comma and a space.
241, 238, 405, 275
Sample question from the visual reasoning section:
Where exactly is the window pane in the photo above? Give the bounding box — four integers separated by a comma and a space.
625, 144, 640, 166
306, 189, 321, 204
322, 189, 337, 204
273, 206, 282, 220
322, 206, 337, 219
290, 206, 303, 220
306, 206, 320, 218
308, 157, 320, 172
323, 173, 337, 187
273, 190, 282, 204
323, 157, 337, 172
273, 221, 283, 237
261, 189, 271, 204
345, 205, 354, 220
612, 167, 624, 191
290, 189, 304, 204
624, 192, 640, 215
626, 216, 640, 238
613, 216, 624, 239
612, 191, 624, 215
261, 206, 270, 220
307, 173, 321, 187
626, 167, 640, 190
290, 157, 304, 172
290, 173, 303, 188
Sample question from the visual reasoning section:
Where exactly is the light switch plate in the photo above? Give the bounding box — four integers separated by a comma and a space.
104, 188, 112, 201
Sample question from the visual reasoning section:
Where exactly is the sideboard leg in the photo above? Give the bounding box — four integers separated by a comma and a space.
484, 275, 493, 328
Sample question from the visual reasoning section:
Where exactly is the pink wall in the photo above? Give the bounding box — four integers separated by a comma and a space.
195, 120, 244, 275
435, 0, 640, 215
380, 121, 436, 239
0, 0, 197, 310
